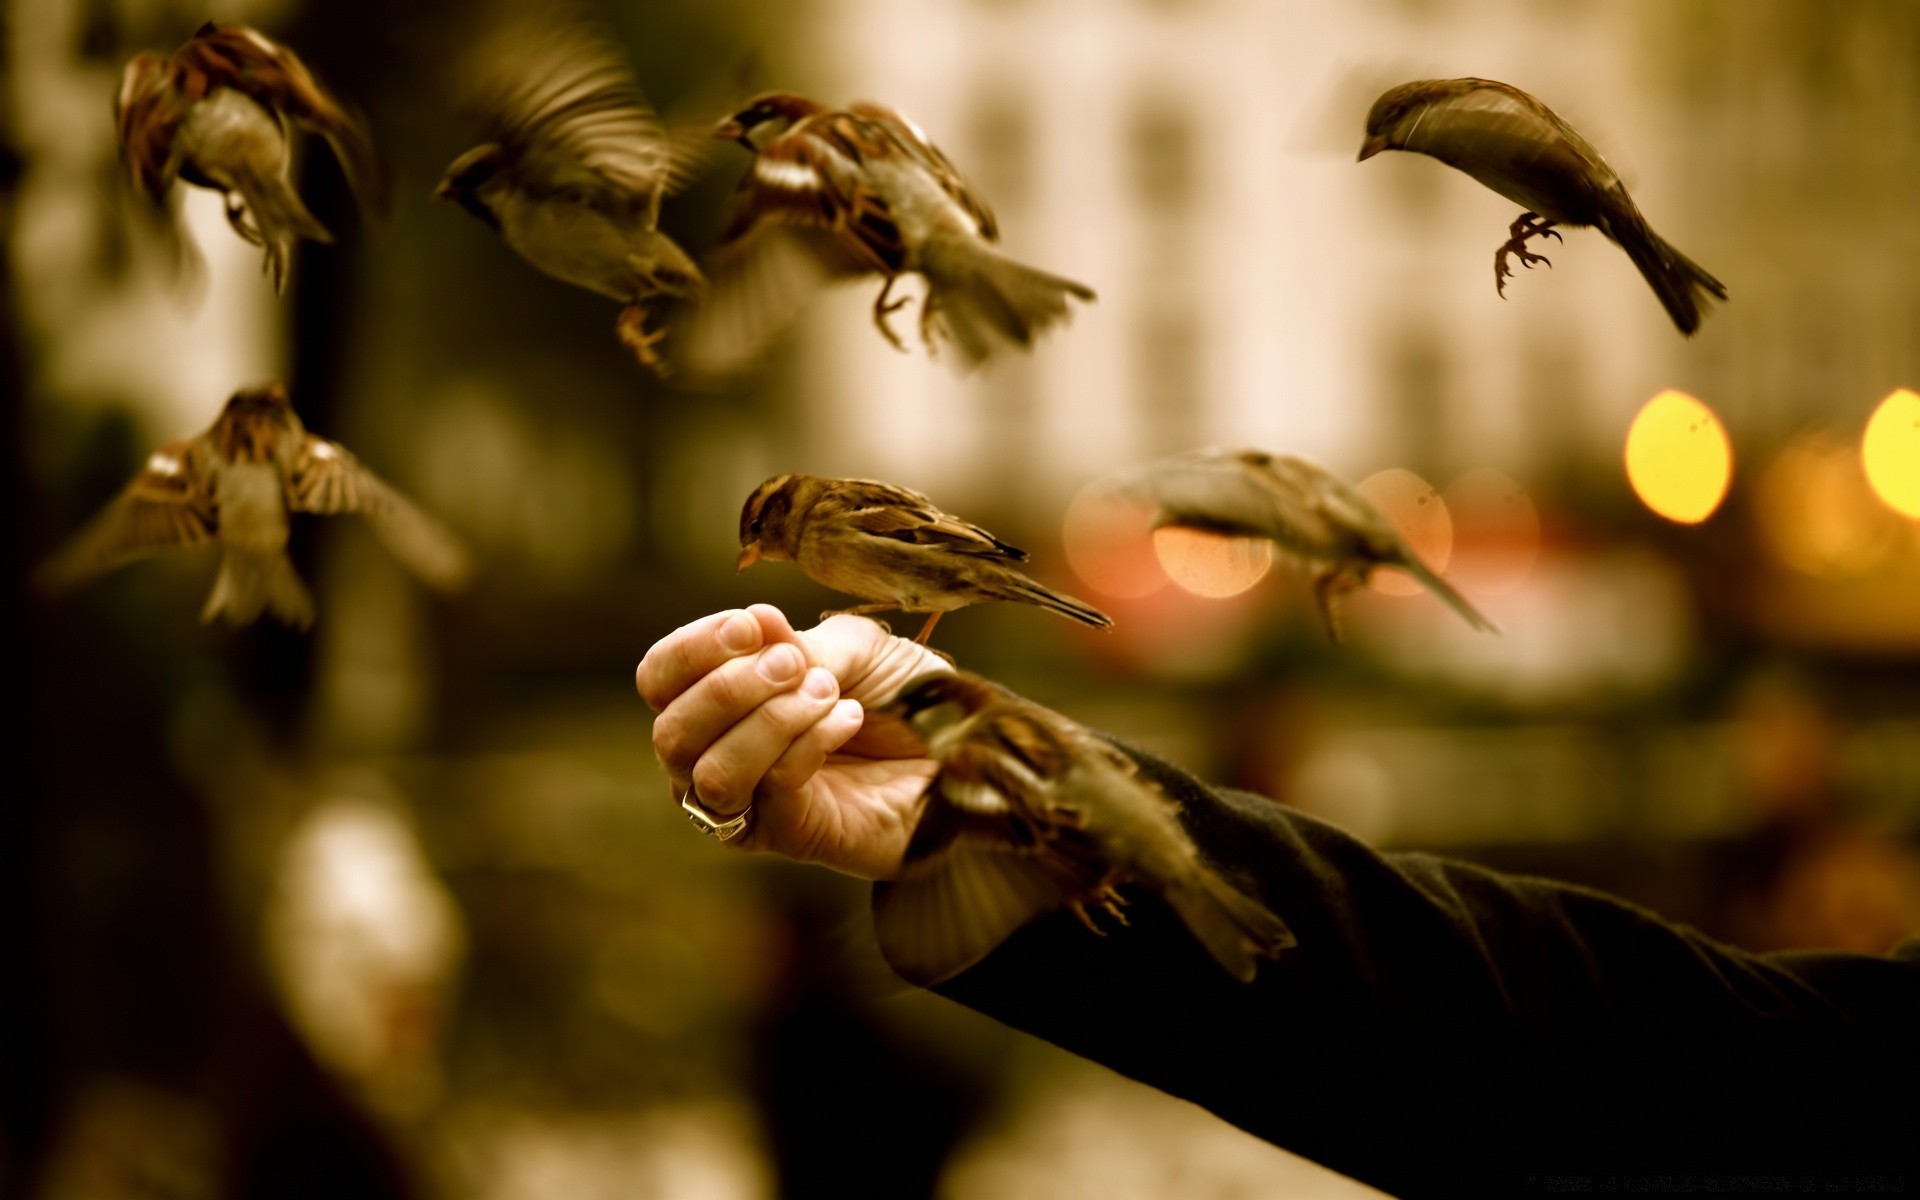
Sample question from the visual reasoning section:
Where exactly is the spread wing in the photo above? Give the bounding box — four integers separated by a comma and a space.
461, 14, 681, 210
827, 479, 1027, 561
174, 23, 387, 219
873, 707, 1103, 986
37, 440, 217, 593
848, 101, 997, 242
678, 110, 906, 376
286, 436, 471, 591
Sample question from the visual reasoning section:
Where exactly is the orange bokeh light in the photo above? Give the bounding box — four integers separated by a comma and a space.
1356, 468, 1450, 596
1151, 526, 1274, 599
1625, 390, 1732, 524
1061, 483, 1169, 600
1758, 433, 1902, 577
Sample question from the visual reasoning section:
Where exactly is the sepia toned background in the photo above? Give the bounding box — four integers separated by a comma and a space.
4, 0, 1918, 1196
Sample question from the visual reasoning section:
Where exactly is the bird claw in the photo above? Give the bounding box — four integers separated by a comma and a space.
1313, 570, 1361, 645
616, 304, 671, 376
1069, 885, 1130, 935
1493, 211, 1559, 298
872, 278, 911, 353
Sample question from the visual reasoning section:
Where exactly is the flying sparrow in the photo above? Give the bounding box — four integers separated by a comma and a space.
38, 383, 470, 629
872, 669, 1295, 985
1358, 78, 1726, 334
736, 473, 1113, 645
1123, 448, 1497, 642
436, 13, 711, 375
116, 21, 384, 293
685, 93, 1094, 373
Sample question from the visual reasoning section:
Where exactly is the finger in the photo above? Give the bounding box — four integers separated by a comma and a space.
652, 640, 809, 778
636, 608, 765, 710
801, 614, 955, 707
761, 698, 865, 796
688, 666, 843, 814
747, 603, 800, 647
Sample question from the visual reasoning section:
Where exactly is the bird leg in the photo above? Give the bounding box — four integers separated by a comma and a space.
1493, 211, 1561, 298
616, 302, 671, 376
911, 612, 943, 645
871, 276, 911, 352
1313, 569, 1363, 645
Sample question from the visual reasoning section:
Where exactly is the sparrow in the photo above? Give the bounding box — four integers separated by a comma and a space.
1358, 78, 1726, 335
38, 383, 470, 629
872, 670, 1295, 985
687, 92, 1094, 373
1122, 448, 1497, 642
436, 13, 710, 375
736, 473, 1113, 644
115, 22, 384, 293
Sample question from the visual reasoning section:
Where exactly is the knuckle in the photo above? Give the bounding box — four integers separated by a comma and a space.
690, 758, 734, 805
651, 714, 691, 768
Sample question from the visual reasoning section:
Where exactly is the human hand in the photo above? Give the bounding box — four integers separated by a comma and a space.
635, 604, 951, 880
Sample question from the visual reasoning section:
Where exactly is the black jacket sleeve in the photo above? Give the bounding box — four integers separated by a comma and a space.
931, 744, 1920, 1197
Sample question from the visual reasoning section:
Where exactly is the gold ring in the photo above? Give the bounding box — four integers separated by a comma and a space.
678, 784, 752, 842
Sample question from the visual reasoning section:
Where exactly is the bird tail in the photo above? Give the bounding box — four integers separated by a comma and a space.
1161, 868, 1295, 984
233, 176, 333, 294
999, 574, 1114, 630
1604, 201, 1726, 336
919, 234, 1095, 368
202, 552, 314, 629
1400, 557, 1498, 634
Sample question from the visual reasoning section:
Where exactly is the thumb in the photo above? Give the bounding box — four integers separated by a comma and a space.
801, 614, 952, 706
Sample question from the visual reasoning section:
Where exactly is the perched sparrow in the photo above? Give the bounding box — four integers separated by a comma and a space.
873, 670, 1294, 985
1124, 448, 1497, 642
38, 383, 469, 629
436, 14, 710, 375
686, 93, 1094, 372
736, 473, 1113, 644
116, 22, 383, 293
1359, 78, 1726, 335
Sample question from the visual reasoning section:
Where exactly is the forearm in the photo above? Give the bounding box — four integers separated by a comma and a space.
928, 743, 1920, 1192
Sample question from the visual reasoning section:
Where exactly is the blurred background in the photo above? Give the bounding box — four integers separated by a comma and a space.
4, 0, 1919, 1196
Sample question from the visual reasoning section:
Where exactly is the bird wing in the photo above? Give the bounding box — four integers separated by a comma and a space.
829, 479, 1027, 561
1135, 449, 1342, 553
1408, 79, 1617, 194
873, 709, 1104, 986
37, 440, 217, 593
173, 23, 387, 218
847, 101, 997, 241
719, 110, 908, 275
285, 436, 471, 591
462, 15, 681, 210
115, 52, 187, 205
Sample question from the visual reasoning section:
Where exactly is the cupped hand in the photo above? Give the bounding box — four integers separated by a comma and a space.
635, 605, 951, 880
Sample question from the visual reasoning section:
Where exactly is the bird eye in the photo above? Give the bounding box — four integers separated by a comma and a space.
749, 517, 764, 535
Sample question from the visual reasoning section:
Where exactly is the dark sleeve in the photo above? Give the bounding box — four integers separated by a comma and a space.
930, 744, 1920, 1197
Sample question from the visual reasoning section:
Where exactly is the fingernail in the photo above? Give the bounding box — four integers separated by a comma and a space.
758, 642, 802, 683
720, 611, 759, 653
833, 698, 863, 724
802, 667, 838, 700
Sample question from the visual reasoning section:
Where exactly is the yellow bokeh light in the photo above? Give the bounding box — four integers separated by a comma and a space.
1061, 484, 1169, 600
1151, 526, 1273, 598
1863, 388, 1920, 520
1356, 468, 1450, 596
1624, 390, 1732, 524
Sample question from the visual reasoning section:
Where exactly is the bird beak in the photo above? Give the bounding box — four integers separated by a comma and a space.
713, 118, 753, 151
431, 178, 455, 202
736, 543, 761, 572
1357, 136, 1388, 162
